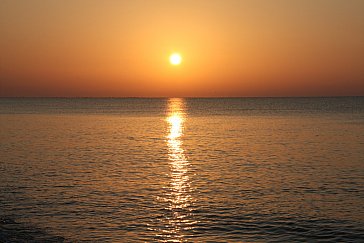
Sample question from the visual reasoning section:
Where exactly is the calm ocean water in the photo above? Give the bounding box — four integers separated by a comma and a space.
1, 97, 364, 242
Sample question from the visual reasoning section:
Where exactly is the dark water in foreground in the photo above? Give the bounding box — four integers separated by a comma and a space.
1, 97, 364, 242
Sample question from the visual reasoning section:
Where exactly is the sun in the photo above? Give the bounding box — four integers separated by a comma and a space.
169, 53, 182, 65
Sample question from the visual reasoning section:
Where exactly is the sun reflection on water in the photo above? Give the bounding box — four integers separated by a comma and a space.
157, 98, 195, 241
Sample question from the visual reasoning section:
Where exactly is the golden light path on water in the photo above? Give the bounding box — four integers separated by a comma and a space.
157, 98, 196, 242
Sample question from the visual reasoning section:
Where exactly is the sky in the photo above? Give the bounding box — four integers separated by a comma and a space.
0, 0, 363, 97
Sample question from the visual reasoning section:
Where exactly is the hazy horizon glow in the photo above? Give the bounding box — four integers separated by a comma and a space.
1, 0, 363, 97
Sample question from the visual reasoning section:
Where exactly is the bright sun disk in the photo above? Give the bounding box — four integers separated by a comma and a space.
170, 53, 182, 65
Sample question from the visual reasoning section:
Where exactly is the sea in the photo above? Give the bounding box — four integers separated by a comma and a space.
1, 97, 364, 242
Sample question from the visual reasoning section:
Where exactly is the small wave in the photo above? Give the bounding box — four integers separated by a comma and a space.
0, 217, 67, 243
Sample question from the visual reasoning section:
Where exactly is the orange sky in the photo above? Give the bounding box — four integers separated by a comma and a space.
1, 0, 363, 97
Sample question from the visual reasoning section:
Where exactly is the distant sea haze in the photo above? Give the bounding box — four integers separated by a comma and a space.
1, 97, 364, 242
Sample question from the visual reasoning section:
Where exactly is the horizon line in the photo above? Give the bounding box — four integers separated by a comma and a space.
0, 95, 363, 99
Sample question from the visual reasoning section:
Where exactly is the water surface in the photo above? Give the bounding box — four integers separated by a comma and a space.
1, 97, 364, 242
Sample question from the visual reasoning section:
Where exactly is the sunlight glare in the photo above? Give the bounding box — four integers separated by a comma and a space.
169, 53, 182, 65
